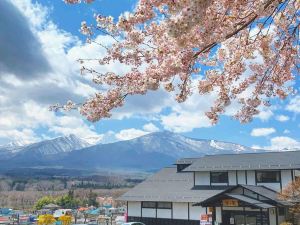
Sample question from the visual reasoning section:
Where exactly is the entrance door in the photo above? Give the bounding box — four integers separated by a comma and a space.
234, 215, 245, 225
245, 214, 257, 225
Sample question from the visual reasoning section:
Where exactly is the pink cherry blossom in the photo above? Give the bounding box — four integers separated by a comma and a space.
53, 0, 299, 124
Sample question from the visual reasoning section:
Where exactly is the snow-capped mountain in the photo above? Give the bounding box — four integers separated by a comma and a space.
59, 131, 257, 171
34, 134, 89, 154
0, 134, 90, 163
0, 141, 29, 159
16, 134, 90, 156
128, 131, 252, 158
0, 131, 261, 172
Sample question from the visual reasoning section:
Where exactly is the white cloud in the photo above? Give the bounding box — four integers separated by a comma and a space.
250, 127, 276, 137
0, 10, 163, 144
159, 80, 216, 132
143, 123, 160, 132
115, 128, 149, 141
283, 129, 290, 134
268, 136, 300, 150
254, 108, 274, 122
251, 145, 261, 150
0, 0, 104, 144
286, 95, 300, 113
48, 116, 98, 139
275, 115, 290, 122
161, 112, 212, 133
0, 100, 99, 145
0, 128, 40, 145
254, 136, 300, 150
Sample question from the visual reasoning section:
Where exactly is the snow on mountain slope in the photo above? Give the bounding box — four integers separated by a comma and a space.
19, 134, 90, 155
0, 131, 260, 171
0, 134, 90, 161
124, 131, 253, 158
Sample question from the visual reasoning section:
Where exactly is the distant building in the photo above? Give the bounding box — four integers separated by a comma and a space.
97, 196, 114, 207
118, 151, 300, 225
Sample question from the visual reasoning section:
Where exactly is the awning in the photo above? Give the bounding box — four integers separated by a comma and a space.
224, 194, 275, 209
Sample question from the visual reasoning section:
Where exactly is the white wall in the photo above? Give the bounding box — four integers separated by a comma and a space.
194, 169, 294, 189
237, 171, 246, 184
128, 201, 141, 217
246, 171, 256, 185
189, 204, 207, 220
281, 170, 293, 188
157, 209, 171, 219
173, 202, 188, 220
229, 171, 237, 185
142, 208, 156, 218
215, 207, 222, 223
269, 208, 277, 225
195, 171, 210, 185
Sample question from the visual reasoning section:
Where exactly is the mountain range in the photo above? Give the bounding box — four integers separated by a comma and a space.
0, 131, 268, 173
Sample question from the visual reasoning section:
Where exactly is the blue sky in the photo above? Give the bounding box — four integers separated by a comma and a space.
0, 0, 299, 150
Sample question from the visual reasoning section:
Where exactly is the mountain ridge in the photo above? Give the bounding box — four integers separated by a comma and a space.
2, 131, 298, 173
0, 131, 262, 172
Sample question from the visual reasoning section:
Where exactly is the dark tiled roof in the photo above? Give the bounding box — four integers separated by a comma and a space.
197, 184, 291, 208
240, 185, 278, 200
118, 167, 223, 202
184, 151, 300, 171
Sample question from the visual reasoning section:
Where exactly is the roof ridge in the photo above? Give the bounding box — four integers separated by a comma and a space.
203, 150, 300, 157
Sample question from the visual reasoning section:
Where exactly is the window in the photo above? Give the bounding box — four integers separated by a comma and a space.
141, 202, 172, 209
256, 171, 280, 183
157, 202, 172, 209
141, 201, 156, 208
211, 172, 228, 183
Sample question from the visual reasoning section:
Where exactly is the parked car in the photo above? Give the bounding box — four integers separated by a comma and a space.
123, 223, 146, 225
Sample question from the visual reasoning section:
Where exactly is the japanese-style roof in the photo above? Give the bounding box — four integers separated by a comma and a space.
118, 167, 224, 203
196, 184, 291, 208
225, 194, 275, 209
183, 151, 300, 171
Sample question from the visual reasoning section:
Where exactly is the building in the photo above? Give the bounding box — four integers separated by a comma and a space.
118, 151, 300, 225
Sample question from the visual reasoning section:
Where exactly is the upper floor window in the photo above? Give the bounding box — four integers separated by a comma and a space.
157, 202, 172, 209
142, 201, 156, 208
210, 172, 228, 183
141, 202, 172, 209
256, 171, 280, 183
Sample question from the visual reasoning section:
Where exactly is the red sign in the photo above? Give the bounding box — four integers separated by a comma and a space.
201, 214, 210, 221
200, 214, 212, 225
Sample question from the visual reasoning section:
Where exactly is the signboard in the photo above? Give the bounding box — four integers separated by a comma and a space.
200, 214, 212, 225
208, 207, 214, 213
222, 199, 239, 207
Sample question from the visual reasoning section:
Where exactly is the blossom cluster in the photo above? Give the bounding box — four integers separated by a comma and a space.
60, 0, 299, 123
